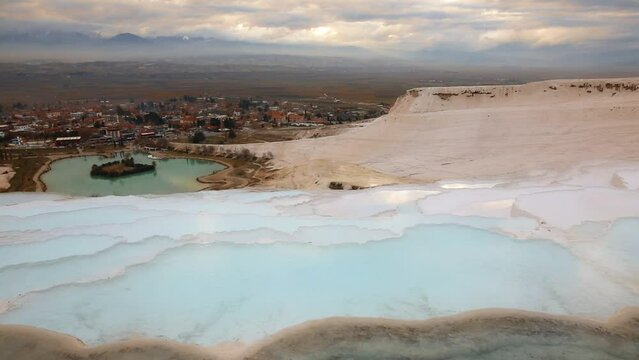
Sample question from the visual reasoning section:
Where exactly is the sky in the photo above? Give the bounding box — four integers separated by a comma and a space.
1, 0, 638, 57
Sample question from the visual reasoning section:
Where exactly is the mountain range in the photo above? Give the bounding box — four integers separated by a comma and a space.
0, 31, 380, 63
1, 31, 638, 74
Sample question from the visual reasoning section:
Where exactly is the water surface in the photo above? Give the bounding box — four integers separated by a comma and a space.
42, 153, 224, 196
0, 189, 637, 348
1, 223, 636, 345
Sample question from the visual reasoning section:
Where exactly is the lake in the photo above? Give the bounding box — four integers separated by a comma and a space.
41, 152, 225, 196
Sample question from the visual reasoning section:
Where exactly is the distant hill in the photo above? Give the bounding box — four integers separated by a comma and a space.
108, 33, 148, 43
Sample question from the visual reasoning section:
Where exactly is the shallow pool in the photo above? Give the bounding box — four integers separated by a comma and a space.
0, 190, 636, 346
41, 152, 224, 196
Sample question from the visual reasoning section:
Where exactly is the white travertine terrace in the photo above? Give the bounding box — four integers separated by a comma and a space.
177, 78, 639, 190
0, 161, 638, 346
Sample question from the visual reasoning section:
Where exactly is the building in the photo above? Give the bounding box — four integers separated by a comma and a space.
287, 113, 305, 123
55, 136, 82, 147
268, 110, 285, 123
106, 127, 122, 141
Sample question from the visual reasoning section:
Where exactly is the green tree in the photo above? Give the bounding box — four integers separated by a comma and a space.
191, 130, 206, 144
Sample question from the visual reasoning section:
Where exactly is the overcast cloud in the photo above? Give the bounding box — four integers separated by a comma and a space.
1, 0, 637, 52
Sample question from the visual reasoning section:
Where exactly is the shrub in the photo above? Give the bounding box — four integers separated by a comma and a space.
329, 182, 344, 190
240, 148, 253, 160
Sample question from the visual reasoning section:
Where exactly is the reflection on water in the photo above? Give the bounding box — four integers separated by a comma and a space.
42, 152, 224, 196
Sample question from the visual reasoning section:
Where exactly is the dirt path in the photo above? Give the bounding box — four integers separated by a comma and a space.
157, 151, 272, 191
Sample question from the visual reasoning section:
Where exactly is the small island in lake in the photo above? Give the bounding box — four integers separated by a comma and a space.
90, 157, 156, 178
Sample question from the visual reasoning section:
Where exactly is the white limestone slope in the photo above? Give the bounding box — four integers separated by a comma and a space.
177, 78, 639, 189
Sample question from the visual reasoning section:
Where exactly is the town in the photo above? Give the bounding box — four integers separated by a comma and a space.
0, 94, 389, 149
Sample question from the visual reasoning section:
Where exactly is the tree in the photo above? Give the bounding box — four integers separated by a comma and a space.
223, 118, 236, 129
191, 130, 206, 144
143, 112, 165, 125
116, 105, 129, 116
210, 118, 221, 127
132, 115, 144, 125
12, 102, 27, 110
239, 98, 251, 110
155, 138, 170, 149
137, 137, 170, 149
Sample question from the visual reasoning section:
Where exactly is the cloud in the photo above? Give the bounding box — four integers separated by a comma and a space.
0, 0, 636, 52
477, 26, 613, 49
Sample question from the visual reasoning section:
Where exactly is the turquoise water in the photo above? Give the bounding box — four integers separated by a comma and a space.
0, 223, 636, 345
41, 153, 225, 196
0, 190, 636, 347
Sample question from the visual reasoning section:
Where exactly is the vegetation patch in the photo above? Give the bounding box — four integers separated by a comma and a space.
329, 181, 344, 190
90, 157, 156, 178
434, 93, 458, 100
460, 89, 493, 97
